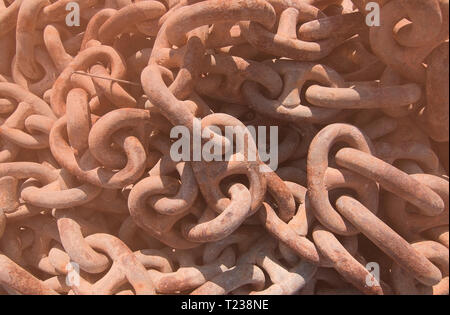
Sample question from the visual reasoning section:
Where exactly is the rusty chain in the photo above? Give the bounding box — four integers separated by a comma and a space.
0, 0, 448, 295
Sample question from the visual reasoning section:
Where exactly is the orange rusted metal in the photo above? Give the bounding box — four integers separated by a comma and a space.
0, 0, 448, 295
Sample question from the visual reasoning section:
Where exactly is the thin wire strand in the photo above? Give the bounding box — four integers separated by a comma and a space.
72, 71, 141, 87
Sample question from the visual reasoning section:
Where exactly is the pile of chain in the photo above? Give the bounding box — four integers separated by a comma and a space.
0, 0, 449, 295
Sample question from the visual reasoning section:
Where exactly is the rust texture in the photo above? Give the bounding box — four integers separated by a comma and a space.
0, 0, 448, 295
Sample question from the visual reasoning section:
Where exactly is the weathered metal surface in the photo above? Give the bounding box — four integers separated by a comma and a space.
0, 0, 448, 295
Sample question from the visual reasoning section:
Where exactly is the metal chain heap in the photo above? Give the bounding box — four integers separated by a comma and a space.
0, 0, 448, 295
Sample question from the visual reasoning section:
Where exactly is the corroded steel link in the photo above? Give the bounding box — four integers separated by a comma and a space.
143, 0, 276, 128
46, 244, 73, 277
242, 60, 345, 123
128, 175, 199, 249
383, 174, 449, 242
307, 123, 376, 235
305, 80, 422, 110
0, 98, 15, 116
0, 209, 5, 240
196, 54, 283, 105
0, 252, 58, 295
302, 0, 345, 10
276, 181, 312, 263
240, 0, 355, 61
146, 134, 179, 175
117, 216, 147, 249
0, 82, 56, 119
374, 141, 440, 174
15, 0, 50, 81
191, 263, 266, 295
321, 35, 386, 82
335, 195, 443, 287
151, 34, 223, 108
426, 226, 450, 249
164, 0, 276, 48
394, 0, 444, 48
55, 215, 110, 274
369, 0, 449, 83
133, 248, 174, 274
216, 43, 268, 61
202, 226, 263, 264
148, 162, 199, 214
335, 147, 445, 216
98, 1, 166, 44
272, 165, 379, 261
0, 0, 448, 296
3, 203, 43, 223
66, 88, 91, 155
81, 8, 117, 50
145, 136, 199, 217
299, 267, 355, 295
133, 1, 166, 36
141, 60, 201, 129
0, 30, 13, 77
391, 241, 449, 295
83, 189, 130, 215
240, 259, 316, 294
276, 127, 301, 164
20, 174, 103, 209
0, 161, 58, 184
70, 233, 156, 295
263, 171, 296, 222
147, 248, 235, 294
51, 45, 127, 117
89, 63, 137, 109
153, 0, 204, 30
381, 116, 432, 145
0, 224, 33, 267
312, 225, 384, 295
41, 27, 97, 107
0, 175, 19, 214
0, 102, 55, 149
259, 202, 320, 264
205, 22, 246, 49
377, 67, 418, 118
181, 183, 251, 242
417, 41, 449, 142
43, 24, 74, 72
0, 137, 20, 163
0, 0, 23, 37
187, 114, 267, 215
298, 12, 364, 43
12, 48, 59, 97
194, 238, 274, 295
17, 215, 68, 275
49, 115, 147, 189
236, 237, 317, 295
88, 108, 151, 169
359, 116, 398, 141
